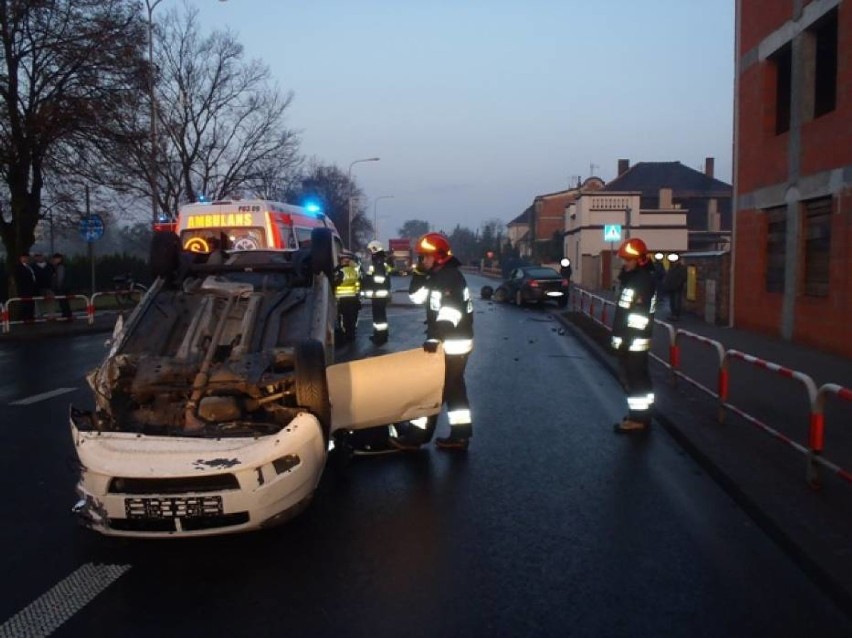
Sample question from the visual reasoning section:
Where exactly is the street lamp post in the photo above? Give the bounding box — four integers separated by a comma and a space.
373, 195, 394, 242
347, 157, 380, 249
145, 0, 164, 225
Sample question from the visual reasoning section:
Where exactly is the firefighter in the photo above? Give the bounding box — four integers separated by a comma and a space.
611, 237, 657, 433
389, 232, 474, 451
334, 251, 361, 343
363, 240, 392, 344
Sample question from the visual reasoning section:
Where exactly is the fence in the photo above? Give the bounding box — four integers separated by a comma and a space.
2, 290, 144, 334
571, 286, 852, 489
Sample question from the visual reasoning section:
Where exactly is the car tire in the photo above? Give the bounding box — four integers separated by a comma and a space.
480, 285, 493, 300
557, 296, 568, 308
310, 228, 334, 277
494, 286, 508, 303
515, 289, 524, 306
295, 339, 331, 441
149, 231, 181, 280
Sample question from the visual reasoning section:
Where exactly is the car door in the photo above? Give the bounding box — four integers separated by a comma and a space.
325, 346, 445, 432
504, 268, 519, 296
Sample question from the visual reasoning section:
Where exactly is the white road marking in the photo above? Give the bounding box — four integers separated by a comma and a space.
0, 562, 130, 638
9, 388, 76, 406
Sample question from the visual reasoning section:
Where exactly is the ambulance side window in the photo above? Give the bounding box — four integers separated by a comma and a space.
295, 227, 313, 249
276, 222, 297, 249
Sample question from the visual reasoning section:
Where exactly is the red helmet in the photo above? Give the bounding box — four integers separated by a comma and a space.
415, 232, 452, 264
617, 237, 649, 263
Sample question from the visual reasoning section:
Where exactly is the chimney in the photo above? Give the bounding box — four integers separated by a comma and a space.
618, 159, 630, 176
659, 188, 673, 209
707, 198, 720, 231
705, 157, 715, 178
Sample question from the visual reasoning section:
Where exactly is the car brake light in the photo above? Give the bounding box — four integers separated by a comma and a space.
528, 280, 539, 288
561, 279, 569, 286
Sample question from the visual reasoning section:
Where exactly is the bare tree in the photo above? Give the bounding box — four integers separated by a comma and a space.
156, 6, 301, 213
285, 161, 370, 250
398, 220, 430, 240
80, 5, 301, 224
0, 0, 144, 283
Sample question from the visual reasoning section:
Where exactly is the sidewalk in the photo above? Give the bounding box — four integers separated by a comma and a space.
558, 296, 852, 617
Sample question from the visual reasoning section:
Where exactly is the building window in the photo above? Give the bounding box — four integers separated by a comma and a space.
770, 44, 792, 134
812, 9, 838, 118
803, 198, 832, 297
765, 207, 786, 293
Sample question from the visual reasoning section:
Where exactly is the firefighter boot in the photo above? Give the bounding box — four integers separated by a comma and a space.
613, 418, 649, 434
369, 332, 388, 345
435, 425, 471, 451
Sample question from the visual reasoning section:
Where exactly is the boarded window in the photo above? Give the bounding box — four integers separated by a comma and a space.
765, 207, 786, 293
771, 44, 792, 135
803, 198, 832, 297
813, 9, 838, 118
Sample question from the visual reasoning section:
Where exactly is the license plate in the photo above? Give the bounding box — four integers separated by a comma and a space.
125, 495, 223, 520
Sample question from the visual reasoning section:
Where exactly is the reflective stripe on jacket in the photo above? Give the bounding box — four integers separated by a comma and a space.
335, 265, 361, 298
409, 256, 473, 353
611, 262, 656, 352
363, 255, 391, 298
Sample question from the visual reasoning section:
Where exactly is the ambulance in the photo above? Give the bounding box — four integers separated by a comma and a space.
176, 199, 341, 254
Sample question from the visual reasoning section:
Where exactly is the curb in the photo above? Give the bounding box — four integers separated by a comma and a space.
553, 310, 852, 619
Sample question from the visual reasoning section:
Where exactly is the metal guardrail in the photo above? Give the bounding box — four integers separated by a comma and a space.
570, 286, 851, 489
2, 290, 143, 334
2, 294, 91, 331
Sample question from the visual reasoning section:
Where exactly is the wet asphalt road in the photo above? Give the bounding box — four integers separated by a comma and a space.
1, 273, 850, 637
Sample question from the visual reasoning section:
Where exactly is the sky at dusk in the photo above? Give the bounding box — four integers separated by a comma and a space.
192, 0, 735, 239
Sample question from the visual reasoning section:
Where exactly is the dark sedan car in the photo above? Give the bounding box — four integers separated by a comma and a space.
493, 266, 569, 307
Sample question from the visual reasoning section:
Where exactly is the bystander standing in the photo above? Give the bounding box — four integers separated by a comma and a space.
51, 253, 73, 319
12, 253, 37, 321
662, 254, 687, 320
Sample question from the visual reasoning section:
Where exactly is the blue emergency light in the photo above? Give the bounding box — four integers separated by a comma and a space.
304, 201, 322, 216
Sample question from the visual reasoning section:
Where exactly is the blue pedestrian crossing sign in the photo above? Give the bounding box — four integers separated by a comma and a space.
603, 224, 622, 242
79, 214, 105, 243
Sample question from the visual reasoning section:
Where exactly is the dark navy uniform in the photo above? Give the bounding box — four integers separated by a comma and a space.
363, 252, 391, 343
407, 255, 474, 442
611, 261, 657, 426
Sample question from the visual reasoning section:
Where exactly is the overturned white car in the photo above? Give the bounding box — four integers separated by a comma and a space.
71, 230, 443, 537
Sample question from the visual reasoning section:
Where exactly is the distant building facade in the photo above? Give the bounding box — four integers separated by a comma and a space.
506, 205, 532, 257
508, 179, 604, 260
734, 0, 851, 357
566, 160, 730, 289
604, 159, 732, 252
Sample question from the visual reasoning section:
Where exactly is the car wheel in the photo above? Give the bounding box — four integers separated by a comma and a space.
557, 296, 568, 308
149, 231, 181, 280
494, 286, 508, 303
515, 290, 524, 306
480, 285, 493, 300
295, 339, 331, 442
310, 228, 334, 277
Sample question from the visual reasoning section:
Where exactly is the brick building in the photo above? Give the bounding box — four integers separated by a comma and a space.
734, 0, 852, 357
508, 179, 604, 260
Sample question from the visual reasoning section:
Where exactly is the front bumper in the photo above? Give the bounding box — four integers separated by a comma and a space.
71, 411, 327, 538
